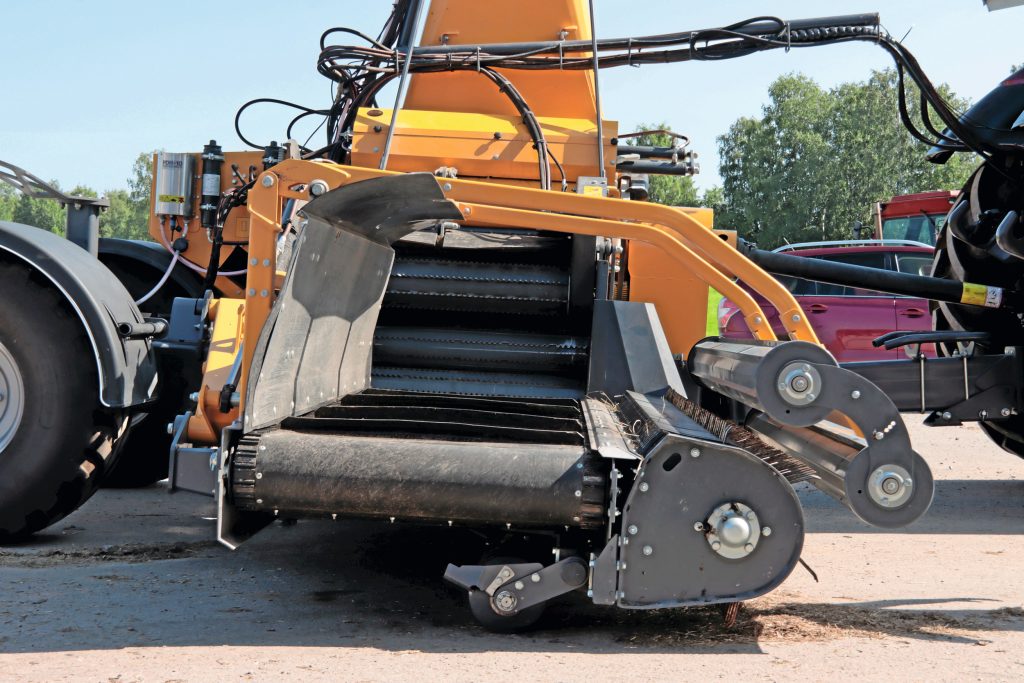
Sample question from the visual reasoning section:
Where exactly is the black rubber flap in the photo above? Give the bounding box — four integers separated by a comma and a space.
244, 174, 463, 431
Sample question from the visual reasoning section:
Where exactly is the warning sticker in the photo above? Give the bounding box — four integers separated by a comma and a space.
961, 283, 1002, 308
158, 194, 186, 204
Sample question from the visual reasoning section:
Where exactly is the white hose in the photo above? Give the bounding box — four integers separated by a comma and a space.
134, 250, 181, 306
157, 222, 247, 277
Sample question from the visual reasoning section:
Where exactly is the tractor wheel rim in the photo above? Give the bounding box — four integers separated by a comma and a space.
0, 341, 25, 454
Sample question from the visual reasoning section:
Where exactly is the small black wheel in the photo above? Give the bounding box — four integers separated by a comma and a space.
466, 556, 546, 633
98, 242, 203, 487
0, 261, 125, 540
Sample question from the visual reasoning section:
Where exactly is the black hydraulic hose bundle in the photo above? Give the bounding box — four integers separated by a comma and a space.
234, 8, 1015, 175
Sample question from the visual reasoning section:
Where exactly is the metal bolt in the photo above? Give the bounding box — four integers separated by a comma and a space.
792, 314, 801, 322
711, 540, 722, 551
693, 522, 705, 532
256, 498, 263, 505
493, 590, 517, 613
881, 477, 901, 495
166, 422, 174, 435
790, 375, 810, 393
576, 462, 584, 469
262, 259, 271, 267
762, 526, 772, 536
442, 183, 452, 192
574, 489, 582, 497
514, 581, 524, 590
942, 412, 953, 420
642, 545, 653, 556
261, 175, 275, 187
531, 574, 540, 583
904, 478, 913, 488
260, 289, 269, 298
873, 431, 885, 441
1001, 408, 1012, 417
851, 390, 861, 399
463, 206, 472, 215
309, 180, 329, 197
744, 543, 754, 552
754, 316, 763, 325
250, 257, 258, 266
248, 288, 256, 296
255, 472, 263, 480
627, 524, 638, 535
689, 447, 701, 458
638, 482, 649, 492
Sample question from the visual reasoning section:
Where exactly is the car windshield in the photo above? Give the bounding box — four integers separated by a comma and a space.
881, 213, 946, 246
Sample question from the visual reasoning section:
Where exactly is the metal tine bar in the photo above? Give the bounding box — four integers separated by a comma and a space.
282, 416, 585, 446
356, 388, 581, 409
313, 404, 583, 431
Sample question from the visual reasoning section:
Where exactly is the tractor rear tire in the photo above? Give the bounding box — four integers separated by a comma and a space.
0, 261, 125, 541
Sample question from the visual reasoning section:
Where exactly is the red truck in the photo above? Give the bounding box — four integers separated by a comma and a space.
867, 190, 959, 246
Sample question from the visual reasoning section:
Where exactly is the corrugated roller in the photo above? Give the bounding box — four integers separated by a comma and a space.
689, 339, 934, 527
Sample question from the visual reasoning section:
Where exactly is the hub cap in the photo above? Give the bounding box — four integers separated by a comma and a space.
0, 341, 25, 454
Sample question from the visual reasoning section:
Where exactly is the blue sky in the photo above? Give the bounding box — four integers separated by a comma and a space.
1, 1, 1019, 193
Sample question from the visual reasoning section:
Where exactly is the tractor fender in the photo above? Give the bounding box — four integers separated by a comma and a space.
0, 221, 158, 409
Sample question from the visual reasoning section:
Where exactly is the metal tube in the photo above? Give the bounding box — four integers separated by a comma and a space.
379, 0, 425, 170
588, 0, 606, 179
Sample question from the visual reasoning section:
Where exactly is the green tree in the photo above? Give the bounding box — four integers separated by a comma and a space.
0, 183, 17, 221
716, 69, 977, 248
630, 124, 700, 206
100, 152, 155, 240
12, 180, 66, 235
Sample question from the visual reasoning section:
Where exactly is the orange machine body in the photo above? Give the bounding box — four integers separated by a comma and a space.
168, 0, 818, 445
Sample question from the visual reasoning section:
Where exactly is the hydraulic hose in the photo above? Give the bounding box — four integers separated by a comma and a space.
741, 241, 1021, 311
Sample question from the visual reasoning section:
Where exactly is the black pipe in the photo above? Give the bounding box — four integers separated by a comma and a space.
741, 242, 1020, 310
117, 319, 168, 340
616, 159, 698, 176
616, 144, 682, 159
410, 14, 880, 56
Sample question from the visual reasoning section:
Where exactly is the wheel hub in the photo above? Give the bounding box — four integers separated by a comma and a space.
0, 341, 24, 454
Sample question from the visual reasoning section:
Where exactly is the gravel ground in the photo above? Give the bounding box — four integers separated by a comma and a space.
1, 420, 1022, 682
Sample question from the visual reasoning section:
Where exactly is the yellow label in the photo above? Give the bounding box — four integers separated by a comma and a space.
580, 185, 605, 197
158, 194, 186, 204
960, 283, 998, 307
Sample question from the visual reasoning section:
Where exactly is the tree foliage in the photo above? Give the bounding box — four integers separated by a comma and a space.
715, 69, 978, 248
0, 152, 154, 240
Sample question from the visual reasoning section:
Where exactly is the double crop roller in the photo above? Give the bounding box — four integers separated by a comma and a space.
689, 339, 934, 527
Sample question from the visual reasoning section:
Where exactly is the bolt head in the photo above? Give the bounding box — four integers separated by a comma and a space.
851, 390, 861, 399
711, 541, 722, 551
689, 447, 701, 458
792, 314, 801, 322
762, 526, 772, 537
261, 175, 275, 187
642, 545, 653, 556
514, 581, 524, 590
744, 543, 754, 552
166, 422, 175, 435
1002, 408, 1012, 417
531, 574, 540, 583
639, 482, 649, 492
627, 524, 638, 535
693, 522, 704, 532
942, 412, 953, 420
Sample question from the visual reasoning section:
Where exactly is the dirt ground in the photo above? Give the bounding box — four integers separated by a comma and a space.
1, 420, 1022, 682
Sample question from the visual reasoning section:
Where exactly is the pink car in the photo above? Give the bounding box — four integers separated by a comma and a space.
718, 241, 936, 362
